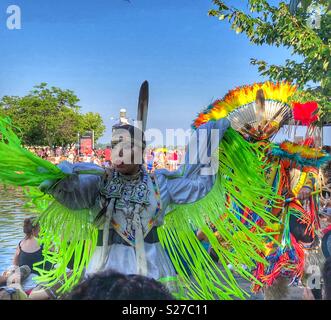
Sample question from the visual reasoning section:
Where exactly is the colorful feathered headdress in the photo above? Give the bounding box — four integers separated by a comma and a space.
192, 81, 297, 140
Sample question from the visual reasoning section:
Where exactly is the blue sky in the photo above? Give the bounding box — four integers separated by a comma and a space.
0, 0, 303, 144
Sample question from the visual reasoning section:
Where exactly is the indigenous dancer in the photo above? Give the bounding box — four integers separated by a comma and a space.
193, 81, 330, 299
0, 81, 280, 300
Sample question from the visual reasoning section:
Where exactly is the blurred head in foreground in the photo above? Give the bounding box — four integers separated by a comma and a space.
66, 270, 174, 300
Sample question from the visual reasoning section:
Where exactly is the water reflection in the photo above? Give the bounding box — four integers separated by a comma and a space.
0, 187, 35, 273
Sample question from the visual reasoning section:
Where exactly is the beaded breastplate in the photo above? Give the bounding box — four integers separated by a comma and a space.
97, 168, 162, 246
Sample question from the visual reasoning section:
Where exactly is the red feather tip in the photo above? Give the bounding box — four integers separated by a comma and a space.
301, 137, 315, 147
292, 101, 319, 126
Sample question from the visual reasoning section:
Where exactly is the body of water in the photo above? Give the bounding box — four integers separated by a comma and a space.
0, 187, 36, 273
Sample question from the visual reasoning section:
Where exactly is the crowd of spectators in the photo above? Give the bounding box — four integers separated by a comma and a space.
27, 146, 184, 171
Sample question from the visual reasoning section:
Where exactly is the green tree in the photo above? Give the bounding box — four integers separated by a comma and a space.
0, 83, 106, 146
209, 0, 331, 123
80, 112, 106, 142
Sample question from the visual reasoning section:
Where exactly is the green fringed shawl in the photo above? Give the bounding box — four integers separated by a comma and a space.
0, 117, 66, 186
158, 128, 282, 300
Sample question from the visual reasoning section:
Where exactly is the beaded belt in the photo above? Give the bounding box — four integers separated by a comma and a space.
97, 227, 159, 247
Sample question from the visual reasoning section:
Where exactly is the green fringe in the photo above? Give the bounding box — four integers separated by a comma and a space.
22, 186, 54, 212
33, 199, 98, 294
0, 117, 66, 186
11, 186, 97, 295
158, 128, 282, 300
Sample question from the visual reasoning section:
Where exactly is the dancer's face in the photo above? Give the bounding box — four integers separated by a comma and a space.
111, 129, 144, 175
113, 154, 141, 175
114, 163, 141, 175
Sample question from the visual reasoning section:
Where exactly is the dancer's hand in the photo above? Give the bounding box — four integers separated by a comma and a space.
39, 179, 58, 193
297, 186, 312, 201
39, 161, 79, 193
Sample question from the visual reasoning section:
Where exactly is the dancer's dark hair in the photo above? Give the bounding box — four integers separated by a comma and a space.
23, 217, 38, 239
65, 270, 175, 300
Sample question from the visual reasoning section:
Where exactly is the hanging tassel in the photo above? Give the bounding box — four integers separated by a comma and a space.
132, 204, 148, 276
99, 198, 115, 271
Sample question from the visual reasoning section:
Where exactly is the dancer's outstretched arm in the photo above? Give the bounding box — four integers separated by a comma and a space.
155, 118, 230, 206
40, 161, 105, 210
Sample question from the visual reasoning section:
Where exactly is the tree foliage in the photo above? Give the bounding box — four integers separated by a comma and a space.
289, 0, 331, 13
0, 83, 106, 146
209, 0, 331, 123
80, 112, 106, 142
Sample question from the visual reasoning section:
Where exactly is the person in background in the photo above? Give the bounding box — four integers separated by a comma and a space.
54, 153, 61, 165
92, 156, 101, 166
321, 202, 331, 260
0, 265, 32, 300
146, 149, 155, 173
96, 148, 104, 159
173, 149, 178, 171
12, 217, 51, 293
13, 218, 42, 271
67, 150, 75, 164
104, 145, 111, 163
73, 155, 80, 163
37, 148, 43, 158
45, 148, 50, 160
83, 151, 92, 163
56, 147, 61, 157
155, 149, 166, 169
323, 257, 331, 300
0, 268, 74, 300
65, 270, 174, 300
168, 150, 174, 171
0, 265, 31, 288
321, 145, 331, 206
